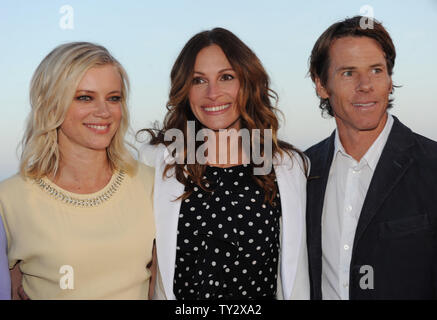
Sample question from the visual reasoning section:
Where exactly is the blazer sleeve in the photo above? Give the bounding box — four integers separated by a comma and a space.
139, 143, 161, 168
276, 215, 310, 300
289, 214, 310, 300
152, 261, 167, 300
275, 151, 311, 299
0, 217, 10, 300
290, 154, 310, 299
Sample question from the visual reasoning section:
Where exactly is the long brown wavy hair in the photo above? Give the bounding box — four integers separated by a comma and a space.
140, 27, 307, 204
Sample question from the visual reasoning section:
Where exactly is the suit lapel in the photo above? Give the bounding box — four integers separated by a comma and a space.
307, 133, 335, 235
153, 146, 185, 300
353, 117, 415, 249
306, 132, 335, 299
274, 153, 306, 299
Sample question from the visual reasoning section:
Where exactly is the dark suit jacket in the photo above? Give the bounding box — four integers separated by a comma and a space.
305, 116, 437, 299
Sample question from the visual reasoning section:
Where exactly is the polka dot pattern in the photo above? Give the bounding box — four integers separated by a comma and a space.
174, 164, 281, 300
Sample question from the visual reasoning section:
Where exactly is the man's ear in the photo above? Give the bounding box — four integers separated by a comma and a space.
315, 77, 329, 99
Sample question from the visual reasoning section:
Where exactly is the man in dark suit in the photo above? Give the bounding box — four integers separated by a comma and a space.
305, 15, 437, 299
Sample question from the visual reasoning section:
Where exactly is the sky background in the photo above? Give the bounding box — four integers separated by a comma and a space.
0, 0, 436, 179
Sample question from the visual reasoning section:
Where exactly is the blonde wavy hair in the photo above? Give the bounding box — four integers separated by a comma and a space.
20, 42, 137, 179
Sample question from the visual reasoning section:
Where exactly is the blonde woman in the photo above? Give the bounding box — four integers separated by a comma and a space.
0, 42, 155, 299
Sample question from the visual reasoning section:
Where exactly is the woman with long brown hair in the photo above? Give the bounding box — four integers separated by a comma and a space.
141, 28, 309, 300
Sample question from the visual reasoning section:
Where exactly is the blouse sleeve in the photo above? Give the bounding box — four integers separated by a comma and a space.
0, 217, 11, 300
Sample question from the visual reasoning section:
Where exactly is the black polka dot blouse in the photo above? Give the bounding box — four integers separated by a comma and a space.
174, 164, 281, 300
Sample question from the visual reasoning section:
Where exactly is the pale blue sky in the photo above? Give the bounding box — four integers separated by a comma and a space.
0, 0, 436, 179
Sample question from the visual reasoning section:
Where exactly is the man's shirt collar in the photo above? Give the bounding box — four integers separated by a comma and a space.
333, 113, 394, 171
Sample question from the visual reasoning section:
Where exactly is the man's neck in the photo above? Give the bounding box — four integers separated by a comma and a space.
336, 113, 388, 162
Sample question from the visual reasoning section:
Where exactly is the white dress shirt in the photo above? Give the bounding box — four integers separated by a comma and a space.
321, 114, 394, 300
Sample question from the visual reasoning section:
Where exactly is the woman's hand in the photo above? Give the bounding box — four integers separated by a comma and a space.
148, 239, 157, 300
10, 263, 30, 300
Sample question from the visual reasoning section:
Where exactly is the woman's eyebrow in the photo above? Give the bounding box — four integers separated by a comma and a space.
193, 68, 235, 75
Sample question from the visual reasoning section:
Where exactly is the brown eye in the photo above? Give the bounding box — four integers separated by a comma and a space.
192, 77, 206, 85
221, 74, 234, 81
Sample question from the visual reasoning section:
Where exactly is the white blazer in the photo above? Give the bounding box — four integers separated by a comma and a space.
143, 144, 310, 300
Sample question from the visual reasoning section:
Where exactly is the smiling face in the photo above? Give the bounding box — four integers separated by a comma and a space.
58, 64, 123, 154
188, 45, 241, 131
315, 36, 393, 137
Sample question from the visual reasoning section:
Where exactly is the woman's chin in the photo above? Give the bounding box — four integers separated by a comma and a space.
199, 118, 241, 132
